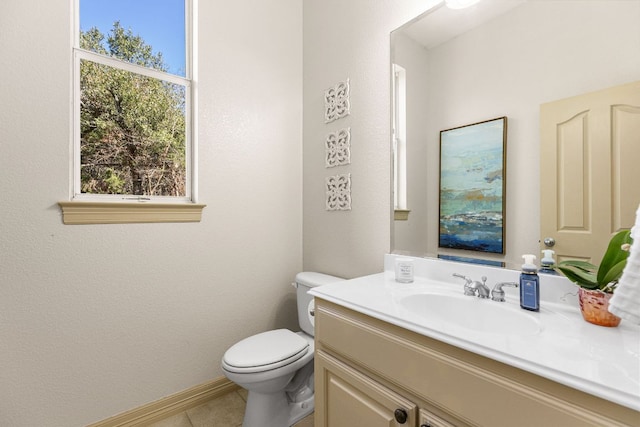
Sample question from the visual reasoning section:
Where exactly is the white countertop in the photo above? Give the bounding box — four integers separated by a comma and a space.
310, 255, 640, 411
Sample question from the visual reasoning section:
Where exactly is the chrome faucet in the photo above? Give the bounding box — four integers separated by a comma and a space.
491, 282, 518, 302
452, 274, 490, 299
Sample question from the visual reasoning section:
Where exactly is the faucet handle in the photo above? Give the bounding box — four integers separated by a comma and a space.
453, 273, 476, 296
463, 285, 476, 296
452, 273, 471, 284
491, 282, 518, 302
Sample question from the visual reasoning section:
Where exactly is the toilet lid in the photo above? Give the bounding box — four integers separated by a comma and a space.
223, 329, 309, 373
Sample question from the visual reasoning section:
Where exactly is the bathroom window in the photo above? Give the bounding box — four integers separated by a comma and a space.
392, 64, 409, 220
64, 0, 202, 223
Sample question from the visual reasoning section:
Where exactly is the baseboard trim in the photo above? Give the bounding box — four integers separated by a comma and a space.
87, 377, 239, 427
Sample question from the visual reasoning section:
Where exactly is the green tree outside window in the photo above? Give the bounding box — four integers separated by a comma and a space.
79, 22, 187, 197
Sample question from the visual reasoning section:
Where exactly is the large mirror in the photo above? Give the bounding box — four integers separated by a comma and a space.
390, 0, 640, 268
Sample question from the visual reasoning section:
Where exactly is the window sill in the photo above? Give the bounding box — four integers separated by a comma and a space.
58, 201, 206, 225
394, 209, 410, 221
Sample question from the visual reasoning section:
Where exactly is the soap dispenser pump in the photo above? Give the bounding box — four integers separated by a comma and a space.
540, 249, 558, 275
520, 254, 540, 311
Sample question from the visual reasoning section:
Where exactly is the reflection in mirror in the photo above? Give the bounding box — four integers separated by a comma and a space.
390, 0, 640, 269
392, 64, 409, 220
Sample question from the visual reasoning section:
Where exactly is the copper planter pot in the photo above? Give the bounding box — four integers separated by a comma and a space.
578, 288, 621, 327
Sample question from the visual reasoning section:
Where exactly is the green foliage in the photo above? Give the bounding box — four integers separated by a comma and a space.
556, 230, 633, 292
79, 23, 186, 196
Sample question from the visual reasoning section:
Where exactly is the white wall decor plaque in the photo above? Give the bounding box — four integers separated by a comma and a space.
325, 173, 352, 211
325, 128, 351, 168
324, 79, 350, 123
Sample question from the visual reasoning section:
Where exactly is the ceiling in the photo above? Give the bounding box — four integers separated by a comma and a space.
400, 0, 527, 50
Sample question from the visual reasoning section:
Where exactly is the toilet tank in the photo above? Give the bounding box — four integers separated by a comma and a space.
294, 272, 343, 336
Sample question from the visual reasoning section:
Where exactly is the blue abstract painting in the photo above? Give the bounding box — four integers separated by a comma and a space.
439, 117, 506, 254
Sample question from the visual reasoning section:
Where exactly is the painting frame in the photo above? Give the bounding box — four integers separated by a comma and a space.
439, 117, 507, 254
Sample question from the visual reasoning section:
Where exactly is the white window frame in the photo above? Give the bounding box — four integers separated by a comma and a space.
60, 0, 203, 224
392, 64, 408, 213
71, 0, 198, 204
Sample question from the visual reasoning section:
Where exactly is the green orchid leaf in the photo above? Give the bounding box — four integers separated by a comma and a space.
597, 230, 632, 284
574, 281, 599, 290
557, 260, 597, 273
600, 259, 628, 285
554, 229, 632, 291
556, 265, 597, 287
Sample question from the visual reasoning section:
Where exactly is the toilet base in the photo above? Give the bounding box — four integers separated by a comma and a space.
242, 390, 313, 427
241, 361, 315, 427
288, 395, 314, 426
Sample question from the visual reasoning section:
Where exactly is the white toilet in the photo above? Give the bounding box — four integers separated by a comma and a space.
221, 272, 343, 427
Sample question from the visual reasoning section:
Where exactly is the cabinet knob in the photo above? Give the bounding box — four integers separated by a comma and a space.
394, 408, 408, 424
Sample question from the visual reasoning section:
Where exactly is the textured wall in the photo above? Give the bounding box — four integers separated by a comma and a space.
302, 0, 439, 278
0, 1, 302, 426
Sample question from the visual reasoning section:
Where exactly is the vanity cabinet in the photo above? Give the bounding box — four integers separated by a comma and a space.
418, 409, 456, 427
316, 351, 418, 426
313, 299, 640, 427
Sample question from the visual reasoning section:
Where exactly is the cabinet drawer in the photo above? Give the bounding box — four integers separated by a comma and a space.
315, 299, 638, 427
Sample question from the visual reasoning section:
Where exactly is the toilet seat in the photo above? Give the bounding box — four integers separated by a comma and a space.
222, 329, 309, 374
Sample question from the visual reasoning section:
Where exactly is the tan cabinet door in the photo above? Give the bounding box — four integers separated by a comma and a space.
419, 408, 457, 427
315, 350, 417, 427
540, 81, 640, 263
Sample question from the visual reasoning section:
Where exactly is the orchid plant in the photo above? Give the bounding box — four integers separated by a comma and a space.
556, 230, 633, 293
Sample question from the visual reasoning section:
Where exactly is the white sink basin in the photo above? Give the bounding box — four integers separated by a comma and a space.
399, 293, 541, 335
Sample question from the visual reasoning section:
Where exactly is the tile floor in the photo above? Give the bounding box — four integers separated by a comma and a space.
148, 388, 314, 427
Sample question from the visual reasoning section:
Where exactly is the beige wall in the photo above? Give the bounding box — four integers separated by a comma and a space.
0, 1, 302, 426
302, 0, 439, 278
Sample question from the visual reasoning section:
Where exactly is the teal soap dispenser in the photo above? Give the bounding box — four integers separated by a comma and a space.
520, 254, 540, 311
